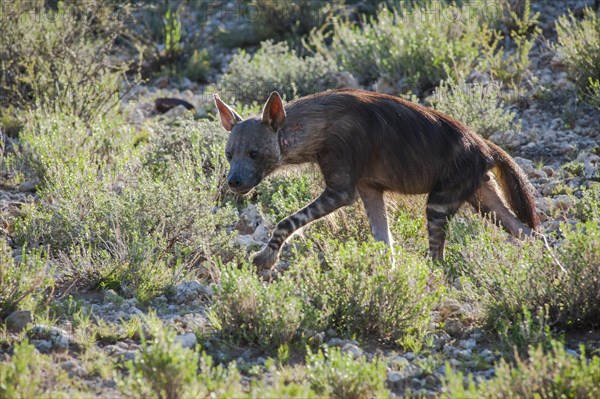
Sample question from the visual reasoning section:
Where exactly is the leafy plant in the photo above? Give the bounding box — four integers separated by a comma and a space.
306, 346, 389, 399
429, 77, 518, 138
310, 1, 500, 91
0, 242, 53, 319
0, 341, 44, 397
443, 340, 600, 398
220, 40, 338, 103
554, 8, 600, 109
209, 263, 304, 351
0, 0, 139, 122
292, 240, 441, 342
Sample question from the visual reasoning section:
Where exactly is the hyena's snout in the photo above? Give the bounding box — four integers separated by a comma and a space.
226, 165, 261, 194
227, 174, 242, 189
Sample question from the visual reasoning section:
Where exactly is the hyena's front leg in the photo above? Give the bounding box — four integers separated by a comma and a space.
253, 187, 356, 270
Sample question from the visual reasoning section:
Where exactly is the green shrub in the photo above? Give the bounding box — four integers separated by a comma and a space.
554, 8, 600, 109
209, 264, 304, 351
429, 78, 518, 138
0, 341, 43, 397
258, 172, 318, 222
573, 184, 600, 222
292, 240, 441, 342
445, 215, 600, 341
306, 346, 389, 399
0, 0, 138, 122
442, 340, 600, 398
216, 1, 341, 48
120, 321, 243, 398
183, 49, 211, 82
15, 112, 237, 301
0, 241, 53, 319
250, 0, 341, 43
220, 40, 338, 102
310, 2, 499, 91
478, 0, 540, 88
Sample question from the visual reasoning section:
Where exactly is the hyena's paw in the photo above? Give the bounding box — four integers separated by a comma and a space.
252, 245, 279, 271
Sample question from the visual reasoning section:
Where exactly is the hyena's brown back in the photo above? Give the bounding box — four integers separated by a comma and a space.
283, 89, 495, 203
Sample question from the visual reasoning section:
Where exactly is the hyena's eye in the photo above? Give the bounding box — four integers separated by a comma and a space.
249, 150, 258, 159
225, 151, 232, 161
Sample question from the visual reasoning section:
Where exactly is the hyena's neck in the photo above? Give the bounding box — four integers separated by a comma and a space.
277, 115, 321, 165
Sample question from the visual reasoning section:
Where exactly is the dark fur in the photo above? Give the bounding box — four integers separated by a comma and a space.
215, 89, 539, 269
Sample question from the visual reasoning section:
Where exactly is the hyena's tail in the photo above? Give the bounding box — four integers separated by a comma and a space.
487, 141, 539, 230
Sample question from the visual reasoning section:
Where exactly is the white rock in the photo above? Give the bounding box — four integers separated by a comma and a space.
252, 222, 271, 243
163, 105, 191, 119
27, 324, 71, 352
387, 371, 403, 384
175, 333, 197, 349
341, 343, 363, 358
5, 310, 32, 332
173, 281, 210, 304
459, 338, 477, 351
236, 205, 264, 234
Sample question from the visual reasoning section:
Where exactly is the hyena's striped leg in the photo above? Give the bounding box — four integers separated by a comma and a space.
358, 186, 392, 246
426, 193, 463, 260
253, 187, 356, 270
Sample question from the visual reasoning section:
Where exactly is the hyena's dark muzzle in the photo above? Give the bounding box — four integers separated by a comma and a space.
226, 162, 262, 194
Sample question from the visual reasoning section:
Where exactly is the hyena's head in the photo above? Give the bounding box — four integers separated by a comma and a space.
214, 92, 286, 195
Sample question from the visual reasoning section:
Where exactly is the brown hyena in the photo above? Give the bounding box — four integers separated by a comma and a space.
214, 89, 539, 270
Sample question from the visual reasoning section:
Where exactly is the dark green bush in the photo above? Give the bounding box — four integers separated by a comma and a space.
219, 40, 338, 102
292, 240, 441, 343
554, 8, 600, 109
309, 1, 499, 91
443, 340, 600, 398
0, 0, 138, 122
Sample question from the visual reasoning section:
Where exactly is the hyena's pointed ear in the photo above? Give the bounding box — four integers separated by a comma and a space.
262, 91, 286, 132
214, 94, 242, 132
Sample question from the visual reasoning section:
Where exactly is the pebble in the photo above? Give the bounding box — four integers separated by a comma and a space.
459, 338, 477, 351
172, 281, 211, 304
27, 324, 72, 353
175, 333, 197, 349
342, 343, 363, 358
4, 310, 32, 332
387, 371, 403, 385
327, 338, 359, 347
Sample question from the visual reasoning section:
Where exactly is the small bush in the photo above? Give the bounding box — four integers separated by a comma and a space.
219, 40, 338, 103
573, 184, 600, 222
209, 264, 304, 351
120, 314, 244, 398
292, 240, 441, 342
250, 0, 341, 43
306, 346, 389, 399
310, 2, 499, 91
0, 341, 43, 397
442, 340, 600, 398
0, 241, 53, 319
429, 78, 518, 138
183, 49, 211, 83
479, 0, 540, 88
554, 8, 600, 109
0, 0, 138, 122
445, 214, 600, 339
15, 112, 236, 301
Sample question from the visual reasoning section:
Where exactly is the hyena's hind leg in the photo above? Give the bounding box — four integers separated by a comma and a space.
468, 173, 532, 238
426, 190, 463, 260
358, 185, 393, 247
253, 186, 356, 270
